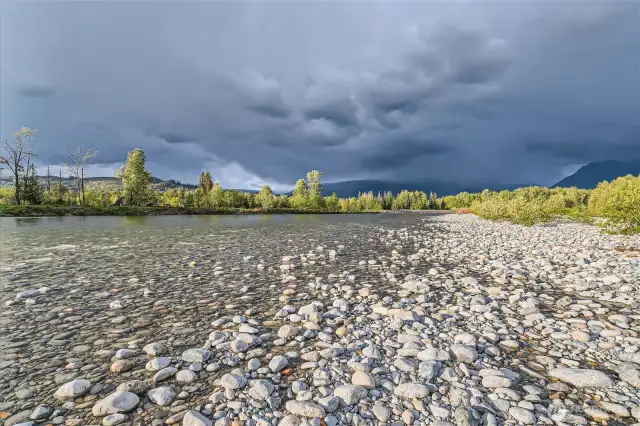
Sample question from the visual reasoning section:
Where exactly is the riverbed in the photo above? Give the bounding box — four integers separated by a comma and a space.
1, 213, 639, 426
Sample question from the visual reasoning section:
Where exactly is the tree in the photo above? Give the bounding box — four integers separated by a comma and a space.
121, 148, 153, 206
325, 192, 340, 210
21, 163, 43, 204
46, 165, 51, 194
58, 164, 64, 202
291, 178, 309, 208
200, 171, 214, 194
51, 181, 69, 203
209, 182, 224, 208
0, 127, 37, 205
256, 185, 275, 209
306, 170, 323, 198
383, 191, 394, 210
293, 178, 308, 198
67, 145, 98, 204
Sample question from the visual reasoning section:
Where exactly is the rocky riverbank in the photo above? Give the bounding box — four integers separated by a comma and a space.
1, 214, 640, 426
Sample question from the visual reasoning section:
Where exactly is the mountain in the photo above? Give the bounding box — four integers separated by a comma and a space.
553, 160, 640, 189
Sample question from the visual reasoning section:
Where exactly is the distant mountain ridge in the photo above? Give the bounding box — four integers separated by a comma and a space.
553, 160, 640, 189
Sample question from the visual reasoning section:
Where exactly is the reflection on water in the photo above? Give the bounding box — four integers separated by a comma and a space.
13, 217, 44, 227
0, 213, 385, 234
122, 215, 149, 225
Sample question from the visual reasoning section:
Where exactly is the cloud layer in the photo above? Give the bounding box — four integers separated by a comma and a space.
2, 2, 639, 189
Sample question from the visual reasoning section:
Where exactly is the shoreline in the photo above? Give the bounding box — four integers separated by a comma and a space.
0, 205, 452, 218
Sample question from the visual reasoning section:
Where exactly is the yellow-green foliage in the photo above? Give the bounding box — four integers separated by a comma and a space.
473, 195, 551, 226
472, 186, 593, 227
0, 187, 14, 204
588, 175, 640, 234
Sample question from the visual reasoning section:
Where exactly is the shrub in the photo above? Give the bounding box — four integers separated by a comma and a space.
0, 187, 15, 204
589, 175, 640, 234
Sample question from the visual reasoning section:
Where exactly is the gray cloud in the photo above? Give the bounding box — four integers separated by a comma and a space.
19, 85, 55, 98
526, 139, 640, 163
151, 131, 199, 145
1, 2, 638, 189
361, 140, 454, 171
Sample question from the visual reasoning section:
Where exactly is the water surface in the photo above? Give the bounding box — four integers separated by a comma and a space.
0, 213, 440, 406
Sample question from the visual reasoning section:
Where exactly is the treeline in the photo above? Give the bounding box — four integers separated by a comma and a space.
447, 180, 640, 234
0, 128, 448, 213
2, 127, 638, 233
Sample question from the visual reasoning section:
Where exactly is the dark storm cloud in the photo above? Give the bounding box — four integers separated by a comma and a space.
151, 131, 199, 145
246, 104, 291, 119
526, 140, 640, 163
1, 2, 638, 188
19, 85, 55, 98
302, 97, 360, 128
361, 140, 454, 171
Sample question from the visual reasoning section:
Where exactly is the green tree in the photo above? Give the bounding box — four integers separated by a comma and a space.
325, 192, 340, 210
382, 191, 394, 210
392, 190, 412, 210
122, 148, 153, 206
291, 178, 309, 208
21, 163, 43, 204
200, 171, 214, 194
209, 182, 224, 208
51, 181, 69, 204
306, 170, 323, 197
590, 175, 640, 234
293, 178, 308, 198
410, 191, 428, 210
256, 185, 275, 209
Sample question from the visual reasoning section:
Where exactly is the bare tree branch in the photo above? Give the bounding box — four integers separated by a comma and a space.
0, 128, 37, 204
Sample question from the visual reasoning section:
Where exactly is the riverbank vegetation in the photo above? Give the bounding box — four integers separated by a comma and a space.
446, 179, 640, 234
1, 127, 639, 233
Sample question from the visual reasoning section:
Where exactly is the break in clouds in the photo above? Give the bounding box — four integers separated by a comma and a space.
1, 2, 639, 190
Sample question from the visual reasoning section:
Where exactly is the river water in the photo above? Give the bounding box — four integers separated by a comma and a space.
0, 213, 442, 411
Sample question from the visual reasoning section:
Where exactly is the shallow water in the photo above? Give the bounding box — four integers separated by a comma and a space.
0, 213, 440, 405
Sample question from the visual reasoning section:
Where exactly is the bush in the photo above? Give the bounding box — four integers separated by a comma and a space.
473, 188, 554, 226
0, 187, 15, 204
589, 175, 640, 234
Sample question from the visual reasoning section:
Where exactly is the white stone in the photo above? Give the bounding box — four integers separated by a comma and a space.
92, 391, 140, 416
220, 373, 247, 390
54, 379, 92, 399
393, 383, 430, 399
183, 410, 213, 426
285, 400, 325, 418
147, 387, 176, 406
333, 385, 367, 405
549, 368, 613, 388
351, 371, 375, 389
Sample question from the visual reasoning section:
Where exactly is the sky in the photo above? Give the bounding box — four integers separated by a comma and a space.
1, 1, 639, 190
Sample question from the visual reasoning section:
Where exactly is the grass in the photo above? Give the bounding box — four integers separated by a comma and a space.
0, 205, 383, 217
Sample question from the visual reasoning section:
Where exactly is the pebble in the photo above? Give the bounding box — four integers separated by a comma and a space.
3, 214, 640, 426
